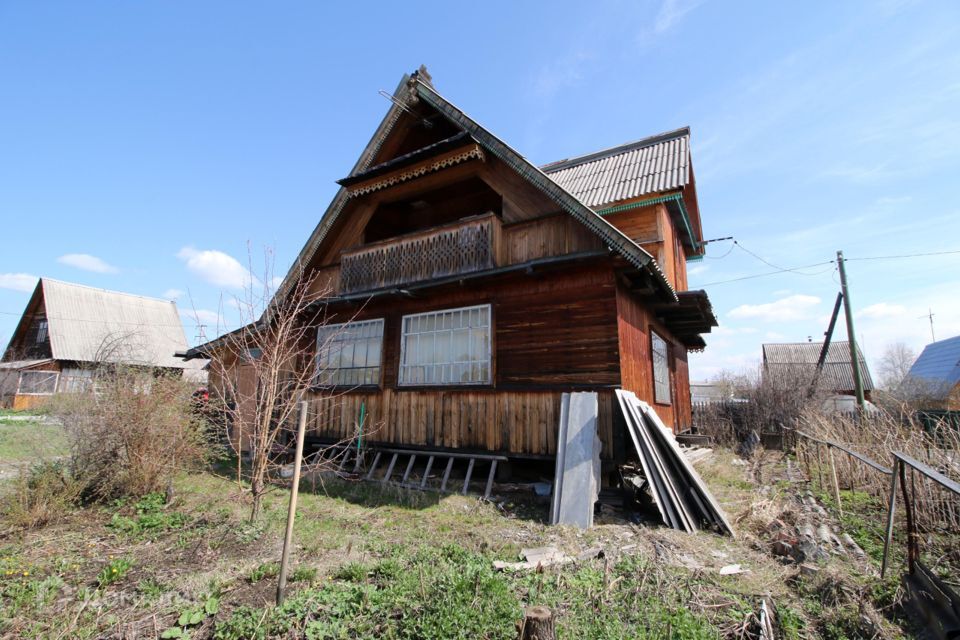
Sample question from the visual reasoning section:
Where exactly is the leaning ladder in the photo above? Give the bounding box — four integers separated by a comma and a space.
330, 445, 506, 500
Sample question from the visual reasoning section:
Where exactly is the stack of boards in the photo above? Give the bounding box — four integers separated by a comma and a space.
549, 392, 602, 529
615, 390, 735, 536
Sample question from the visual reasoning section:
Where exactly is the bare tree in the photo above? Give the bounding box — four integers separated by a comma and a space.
205, 256, 369, 522
876, 341, 916, 391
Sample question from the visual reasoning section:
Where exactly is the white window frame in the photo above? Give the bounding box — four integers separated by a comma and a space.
651, 331, 671, 405
398, 304, 492, 386
16, 370, 60, 396
36, 320, 48, 344
315, 318, 384, 387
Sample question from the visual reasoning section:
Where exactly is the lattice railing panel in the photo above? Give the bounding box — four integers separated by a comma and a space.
341, 216, 497, 294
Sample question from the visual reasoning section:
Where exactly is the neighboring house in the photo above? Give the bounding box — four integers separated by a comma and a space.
690, 381, 732, 404
903, 335, 960, 410
762, 341, 874, 400
187, 68, 717, 468
1, 278, 205, 410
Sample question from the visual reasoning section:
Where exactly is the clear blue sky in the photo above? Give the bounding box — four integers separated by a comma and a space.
2, 0, 958, 380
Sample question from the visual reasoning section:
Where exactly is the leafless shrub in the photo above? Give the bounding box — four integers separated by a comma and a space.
795, 408, 960, 544
205, 256, 368, 522
0, 460, 83, 529
48, 365, 212, 502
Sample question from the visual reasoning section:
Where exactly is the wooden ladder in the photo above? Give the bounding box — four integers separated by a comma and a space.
353, 447, 506, 500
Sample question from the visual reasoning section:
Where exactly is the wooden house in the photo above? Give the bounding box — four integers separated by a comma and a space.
762, 341, 874, 400
904, 335, 960, 410
187, 68, 716, 469
1, 278, 204, 410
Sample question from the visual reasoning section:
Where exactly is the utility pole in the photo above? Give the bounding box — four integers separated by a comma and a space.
836, 251, 866, 413
919, 308, 936, 342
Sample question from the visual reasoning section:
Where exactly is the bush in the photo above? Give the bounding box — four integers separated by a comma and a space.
0, 461, 82, 529
49, 367, 213, 502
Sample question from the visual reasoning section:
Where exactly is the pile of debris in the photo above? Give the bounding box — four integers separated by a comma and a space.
766, 491, 867, 568
615, 390, 735, 536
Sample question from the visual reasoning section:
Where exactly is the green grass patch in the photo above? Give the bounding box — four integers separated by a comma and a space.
0, 418, 67, 462
107, 492, 190, 538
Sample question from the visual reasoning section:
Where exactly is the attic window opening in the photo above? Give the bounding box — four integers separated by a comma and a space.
36, 320, 48, 344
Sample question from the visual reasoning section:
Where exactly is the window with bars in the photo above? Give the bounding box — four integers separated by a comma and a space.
399, 304, 491, 386
651, 331, 671, 405
315, 319, 384, 387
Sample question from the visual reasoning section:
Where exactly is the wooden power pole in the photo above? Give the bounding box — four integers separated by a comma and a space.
836, 251, 866, 412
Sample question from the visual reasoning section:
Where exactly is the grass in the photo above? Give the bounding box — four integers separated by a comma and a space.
0, 451, 918, 639
0, 414, 67, 462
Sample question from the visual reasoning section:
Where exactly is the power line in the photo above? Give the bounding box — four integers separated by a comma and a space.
700, 262, 836, 286
844, 249, 960, 261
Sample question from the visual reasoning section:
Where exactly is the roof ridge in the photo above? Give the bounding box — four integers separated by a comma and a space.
541, 126, 691, 173
41, 278, 177, 305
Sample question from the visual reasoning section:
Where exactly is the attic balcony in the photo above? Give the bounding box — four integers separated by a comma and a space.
340, 213, 502, 295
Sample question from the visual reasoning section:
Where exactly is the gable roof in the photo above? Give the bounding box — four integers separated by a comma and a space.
541, 127, 691, 208
5, 279, 192, 369
763, 341, 875, 391
270, 70, 678, 319
906, 335, 960, 394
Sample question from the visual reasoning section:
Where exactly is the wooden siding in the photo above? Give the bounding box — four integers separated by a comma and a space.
614, 282, 692, 430
604, 202, 689, 294
304, 388, 616, 459
501, 214, 604, 264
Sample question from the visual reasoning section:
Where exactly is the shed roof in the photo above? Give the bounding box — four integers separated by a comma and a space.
906, 335, 960, 396
541, 128, 691, 208
763, 341, 874, 392
8, 279, 193, 369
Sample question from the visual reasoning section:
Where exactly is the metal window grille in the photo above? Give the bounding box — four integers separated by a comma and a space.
399, 304, 491, 386
17, 370, 59, 395
652, 331, 671, 405
58, 368, 95, 393
36, 320, 48, 344
315, 319, 384, 387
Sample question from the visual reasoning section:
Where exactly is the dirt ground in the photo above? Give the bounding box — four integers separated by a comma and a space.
0, 447, 917, 639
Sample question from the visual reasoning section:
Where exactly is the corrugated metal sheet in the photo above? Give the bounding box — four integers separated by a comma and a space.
541, 128, 690, 208
763, 341, 875, 392
41, 279, 190, 369
907, 335, 960, 395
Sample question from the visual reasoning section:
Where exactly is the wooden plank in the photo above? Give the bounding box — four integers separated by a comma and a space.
401, 454, 417, 484
382, 453, 399, 483
461, 458, 476, 495
440, 457, 455, 492
484, 460, 498, 500
365, 452, 383, 480
420, 455, 435, 489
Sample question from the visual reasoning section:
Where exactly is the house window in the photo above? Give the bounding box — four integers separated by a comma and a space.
18, 370, 59, 395
399, 304, 491, 386
315, 319, 384, 386
652, 331, 671, 405
36, 320, 48, 344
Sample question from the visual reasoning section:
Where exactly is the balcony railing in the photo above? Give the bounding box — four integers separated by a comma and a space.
340, 213, 499, 294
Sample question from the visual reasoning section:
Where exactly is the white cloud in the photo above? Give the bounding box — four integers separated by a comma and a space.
163, 288, 184, 300
728, 294, 821, 322
271, 276, 285, 289
653, 0, 704, 33
177, 247, 252, 289
765, 331, 787, 341
57, 253, 119, 274
0, 273, 38, 292
180, 308, 229, 329
688, 264, 709, 276
857, 302, 907, 319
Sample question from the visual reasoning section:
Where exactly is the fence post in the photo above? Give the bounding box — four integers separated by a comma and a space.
880, 457, 900, 579
815, 443, 825, 491
277, 400, 308, 605
828, 447, 843, 518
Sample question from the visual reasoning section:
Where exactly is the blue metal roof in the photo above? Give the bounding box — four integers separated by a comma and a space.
907, 335, 960, 389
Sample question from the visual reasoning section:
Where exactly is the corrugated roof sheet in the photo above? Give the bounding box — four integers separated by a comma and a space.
763, 341, 875, 392
541, 127, 690, 208
906, 335, 960, 396
41, 279, 191, 369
